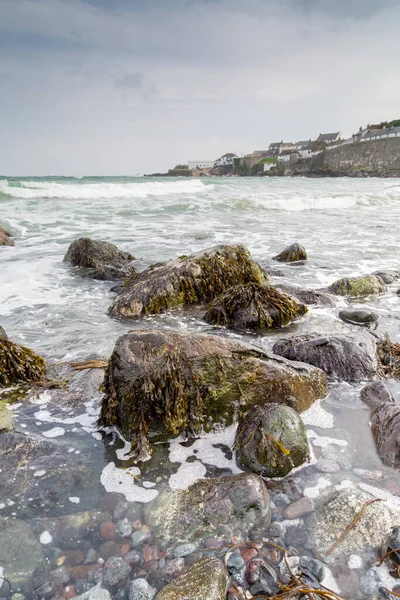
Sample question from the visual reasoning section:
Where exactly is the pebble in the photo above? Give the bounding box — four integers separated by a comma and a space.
102, 556, 131, 587
117, 518, 133, 538
142, 546, 158, 563
172, 543, 197, 559
227, 549, 245, 571
99, 521, 117, 541
315, 458, 340, 473
131, 529, 150, 548
72, 585, 111, 600
127, 578, 155, 600
62, 585, 77, 599
161, 558, 185, 576
299, 556, 325, 582
124, 550, 142, 565
241, 547, 258, 563
284, 497, 314, 519
268, 521, 286, 538
85, 549, 99, 565
273, 492, 291, 507
113, 501, 128, 520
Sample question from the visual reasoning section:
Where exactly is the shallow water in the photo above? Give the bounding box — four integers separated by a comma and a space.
1, 175, 400, 598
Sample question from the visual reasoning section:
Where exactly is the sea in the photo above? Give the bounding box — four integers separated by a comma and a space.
1, 175, 400, 597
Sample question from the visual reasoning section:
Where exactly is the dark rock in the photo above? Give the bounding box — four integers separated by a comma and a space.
204, 283, 307, 332
226, 550, 245, 572
235, 404, 310, 478
307, 488, 399, 561
273, 332, 379, 382
102, 556, 131, 587
89, 263, 138, 282
0, 339, 46, 387
0, 327, 7, 340
328, 274, 387, 297
0, 225, 15, 247
32, 511, 109, 548
339, 308, 379, 326
64, 237, 134, 270
127, 579, 155, 600
372, 270, 399, 284
0, 432, 100, 514
383, 526, 400, 569
264, 267, 285, 277
99, 330, 328, 460
361, 381, 400, 469
274, 243, 307, 263
145, 473, 271, 548
109, 244, 268, 319
154, 557, 227, 600
277, 284, 335, 306
31, 566, 57, 600
299, 556, 325, 583
0, 518, 44, 589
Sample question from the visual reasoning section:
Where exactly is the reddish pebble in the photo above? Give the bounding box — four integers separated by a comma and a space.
70, 564, 100, 581
241, 547, 258, 562
99, 540, 120, 560
143, 545, 158, 563
120, 543, 131, 557
132, 520, 142, 530
62, 550, 85, 567
62, 585, 76, 599
100, 521, 117, 540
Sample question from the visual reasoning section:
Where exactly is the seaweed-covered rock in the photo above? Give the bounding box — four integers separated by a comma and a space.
63, 237, 136, 281
0, 432, 100, 514
235, 404, 309, 478
204, 283, 307, 332
99, 330, 328, 460
273, 333, 379, 382
109, 245, 267, 319
328, 274, 387, 297
0, 225, 15, 246
155, 557, 227, 600
274, 243, 307, 263
277, 284, 335, 306
339, 308, 379, 326
361, 381, 400, 470
0, 517, 44, 589
372, 270, 399, 284
307, 487, 399, 561
145, 473, 271, 548
0, 339, 46, 387
0, 326, 7, 340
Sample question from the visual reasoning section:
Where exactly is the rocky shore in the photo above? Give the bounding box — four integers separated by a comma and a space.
2, 235, 400, 600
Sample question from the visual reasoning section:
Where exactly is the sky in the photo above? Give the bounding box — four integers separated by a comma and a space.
0, 0, 400, 175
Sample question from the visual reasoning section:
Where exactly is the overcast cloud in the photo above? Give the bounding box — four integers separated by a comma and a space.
0, 0, 399, 175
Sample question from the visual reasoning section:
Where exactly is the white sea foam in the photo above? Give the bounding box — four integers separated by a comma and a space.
100, 462, 158, 503
42, 427, 65, 438
301, 399, 334, 429
303, 477, 332, 498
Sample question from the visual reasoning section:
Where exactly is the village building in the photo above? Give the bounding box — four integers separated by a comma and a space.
316, 132, 341, 144
188, 160, 214, 170
214, 153, 237, 167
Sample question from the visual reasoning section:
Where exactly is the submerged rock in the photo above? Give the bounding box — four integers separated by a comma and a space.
235, 404, 309, 478
273, 333, 379, 382
146, 473, 271, 547
339, 308, 379, 326
372, 270, 399, 284
277, 283, 335, 306
155, 557, 227, 600
127, 578, 155, 600
204, 283, 307, 332
274, 243, 307, 263
99, 329, 327, 460
109, 244, 267, 319
0, 225, 15, 246
0, 517, 44, 589
63, 237, 136, 281
43, 357, 106, 409
0, 432, 100, 514
361, 381, 400, 470
0, 400, 13, 431
0, 339, 46, 387
307, 487, 399, 561
328, 274, 387, 297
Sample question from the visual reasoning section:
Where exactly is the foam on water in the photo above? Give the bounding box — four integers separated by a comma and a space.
100, 462, 158, 503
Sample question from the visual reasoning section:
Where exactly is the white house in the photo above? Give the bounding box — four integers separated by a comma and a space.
214, 153, 237, 167
188, 161, 214, 170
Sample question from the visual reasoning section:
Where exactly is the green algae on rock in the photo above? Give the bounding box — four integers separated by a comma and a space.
146, 473, 271, 548
204, 282, 307, 332
235, 403, 310, 478
109, 244, 268, 319
274, 242, 307, 262
155, 557, 227, 600
0, 400, 13, 432
98, 330, 328, 461
328, 274, 387, 297
0, 339, 46, 387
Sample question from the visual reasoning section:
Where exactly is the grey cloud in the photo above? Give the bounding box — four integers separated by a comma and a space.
114, 72, 158, 101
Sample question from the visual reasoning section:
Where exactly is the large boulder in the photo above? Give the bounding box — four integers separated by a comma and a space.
145, 473, 271, 548
98, 330, 328, 460
307, 487, 399, 561
109, 245, 267, 319
361, 381, 400, 470
204, 283, 307, 332
328, 274, 387, 297
0, 517, 44, 590
0, 225, 15, 246
0, 432, 100, 514
235, 404, 309, 478
63, 237, 136, 281
0, 339, 46, 387
273, 333, 379, 382
155, 557, 227, 600
274, 243, 307, 262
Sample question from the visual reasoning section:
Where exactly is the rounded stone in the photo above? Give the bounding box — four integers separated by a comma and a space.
173, 543, 197, 559
339, 309, 379, 326
102, 556, 131, 587
274, 243, 307, 263
372, 270, 399, 284
235, 404, 310, 478
268, 522, 286, 538
127, 578, 155, 600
